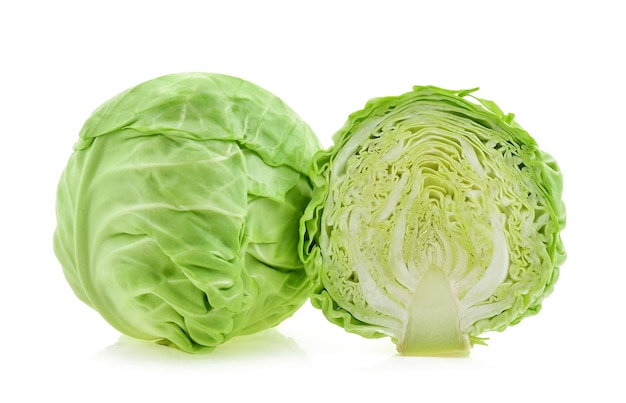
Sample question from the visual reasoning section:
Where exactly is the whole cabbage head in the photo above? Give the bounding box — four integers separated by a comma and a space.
300, 86, 566, 356
54, 73, 321, 353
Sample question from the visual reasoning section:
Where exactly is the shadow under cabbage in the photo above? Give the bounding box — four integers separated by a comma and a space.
91, 328, 311, 367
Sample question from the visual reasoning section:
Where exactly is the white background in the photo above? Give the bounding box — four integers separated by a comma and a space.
1, 1, 624, 401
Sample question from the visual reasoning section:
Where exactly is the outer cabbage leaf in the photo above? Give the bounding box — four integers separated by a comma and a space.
300, 86, 566, 355
54, 73, 321, 353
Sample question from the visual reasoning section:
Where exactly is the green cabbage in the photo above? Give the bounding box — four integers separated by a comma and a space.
54, 73, 321, 353
300, 86, 566, 356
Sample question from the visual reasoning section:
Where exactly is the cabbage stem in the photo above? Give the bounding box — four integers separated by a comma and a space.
398, 266, 469, 356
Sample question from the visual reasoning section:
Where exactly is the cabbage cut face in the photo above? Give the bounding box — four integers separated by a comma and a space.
300, 86, 566, 355
54, 73, 321, 353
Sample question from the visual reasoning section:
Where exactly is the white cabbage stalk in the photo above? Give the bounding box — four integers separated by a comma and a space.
300, 86, 566, 356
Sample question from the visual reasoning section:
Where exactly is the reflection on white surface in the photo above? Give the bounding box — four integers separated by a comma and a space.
90, 328, 311, 367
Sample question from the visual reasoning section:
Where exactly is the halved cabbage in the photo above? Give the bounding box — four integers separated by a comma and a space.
300, 86, 566, 355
